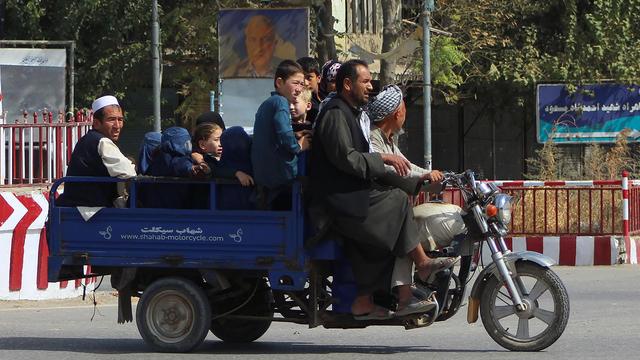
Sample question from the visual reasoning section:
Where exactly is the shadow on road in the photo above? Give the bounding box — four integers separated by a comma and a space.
0, 337, 507, 355
204, 341, 508, 354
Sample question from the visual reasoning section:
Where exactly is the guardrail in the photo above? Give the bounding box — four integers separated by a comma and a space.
420, 172, 635, 238
0, 111, 638, 241
0, 111, 92, 185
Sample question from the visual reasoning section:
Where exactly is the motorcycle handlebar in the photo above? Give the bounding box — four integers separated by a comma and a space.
439, 170, 480, 191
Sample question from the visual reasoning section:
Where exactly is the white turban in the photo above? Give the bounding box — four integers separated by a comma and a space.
92, 95, 120, 113
366, 85, 403, 123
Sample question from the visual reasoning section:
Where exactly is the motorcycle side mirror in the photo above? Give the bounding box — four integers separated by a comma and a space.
464, 170, 477, 185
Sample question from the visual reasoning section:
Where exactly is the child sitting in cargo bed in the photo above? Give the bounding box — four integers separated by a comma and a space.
191, 123, 256, 210
139, 126, 208, 208
290, 88, 313, 133
191, 123, 254, 186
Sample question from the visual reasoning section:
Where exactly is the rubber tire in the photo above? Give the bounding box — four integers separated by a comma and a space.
210, 285, 273, 343
435, 272, 462, 321
480, 262, 570, 351
136, 277, 211, 353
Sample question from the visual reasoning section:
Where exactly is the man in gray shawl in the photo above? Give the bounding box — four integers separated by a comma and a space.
366, 84, 461, 312
309, 60, 454, 319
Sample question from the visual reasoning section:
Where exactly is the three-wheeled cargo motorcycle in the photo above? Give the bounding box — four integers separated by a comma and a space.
47, 170, 569, 353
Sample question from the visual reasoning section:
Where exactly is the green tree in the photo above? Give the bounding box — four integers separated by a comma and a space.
4, 0, 331, 126
5, 0, 153, 107
435, 0, 640, 103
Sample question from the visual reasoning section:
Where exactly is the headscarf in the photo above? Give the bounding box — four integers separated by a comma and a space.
219, 126, 252, 174
195, 111, 226, 131
137, 131, 161, 175
365, 85, 403, 123
318, 60, 342, 100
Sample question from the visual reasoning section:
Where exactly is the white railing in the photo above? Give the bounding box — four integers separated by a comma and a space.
0, 111, 92, 186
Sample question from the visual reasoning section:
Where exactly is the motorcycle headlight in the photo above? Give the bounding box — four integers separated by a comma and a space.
494, 194, 513, 225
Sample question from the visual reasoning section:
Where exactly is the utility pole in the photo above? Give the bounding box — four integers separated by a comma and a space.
151, 0, 161, 132
0, 0, 6, 39
422, 0, 435, 170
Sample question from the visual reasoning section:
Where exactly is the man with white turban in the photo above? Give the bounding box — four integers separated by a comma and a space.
367, 85, 464, 311
57, 95, 136, 207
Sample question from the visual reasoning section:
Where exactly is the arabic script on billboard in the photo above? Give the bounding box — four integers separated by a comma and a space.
537, 84, 640, 143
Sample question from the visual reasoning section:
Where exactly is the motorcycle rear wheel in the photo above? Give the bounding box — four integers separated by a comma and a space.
480, 262, 569, 351
209, 279, 273, 343
136, 277, 211, 353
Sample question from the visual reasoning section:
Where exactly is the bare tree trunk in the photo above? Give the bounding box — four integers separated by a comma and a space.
315, 0, 337, 62
380, 0, 402, 86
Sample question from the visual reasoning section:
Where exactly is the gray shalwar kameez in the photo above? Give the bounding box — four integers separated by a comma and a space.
310, 98, 421, 295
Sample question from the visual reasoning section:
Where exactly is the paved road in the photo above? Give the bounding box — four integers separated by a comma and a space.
0, 266, 638, 360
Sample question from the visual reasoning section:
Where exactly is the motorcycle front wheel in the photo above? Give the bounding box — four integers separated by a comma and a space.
480, 261, 569, 351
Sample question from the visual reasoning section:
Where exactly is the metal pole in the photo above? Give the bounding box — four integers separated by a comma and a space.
492, 118, 496, 179
0, 0, 5, 39
151, 0, 161, 132
0, 40, 75, 46
422, 1, 433, 170
69, 41, 75, 112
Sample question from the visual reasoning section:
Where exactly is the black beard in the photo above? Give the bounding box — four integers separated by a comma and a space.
346, 93, 368, 108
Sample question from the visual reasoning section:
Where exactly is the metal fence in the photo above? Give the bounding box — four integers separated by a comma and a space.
0, 111, 92, 186
627, 180, 640, 236
420, 176, 634, 237
0, 112, 637, 240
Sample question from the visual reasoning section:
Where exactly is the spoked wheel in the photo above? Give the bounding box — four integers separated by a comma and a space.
136, 277, 211, 353
480, 262, 569, 351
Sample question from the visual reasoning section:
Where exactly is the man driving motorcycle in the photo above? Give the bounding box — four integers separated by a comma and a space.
366, 85, 464, 313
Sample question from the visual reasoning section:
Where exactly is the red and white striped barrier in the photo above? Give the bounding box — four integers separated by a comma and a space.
481, 236, 621, 266
486, 180, 623, 187
1, 173, 638, 301
0, 191, 94, 300
626, 237, 640, 264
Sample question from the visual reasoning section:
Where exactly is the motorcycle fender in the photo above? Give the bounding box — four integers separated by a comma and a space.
466, 251, 555, 323
200, 269, 231, 291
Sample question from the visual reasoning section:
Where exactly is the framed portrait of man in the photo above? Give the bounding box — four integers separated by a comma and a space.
218, 8, 310, 79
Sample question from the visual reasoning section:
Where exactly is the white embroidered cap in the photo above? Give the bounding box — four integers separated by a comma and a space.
91, 95, 120, 113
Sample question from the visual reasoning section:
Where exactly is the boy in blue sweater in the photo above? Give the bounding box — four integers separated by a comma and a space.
251, 60, 312, 210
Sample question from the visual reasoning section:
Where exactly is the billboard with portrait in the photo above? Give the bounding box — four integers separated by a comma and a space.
218, 8, 309, 79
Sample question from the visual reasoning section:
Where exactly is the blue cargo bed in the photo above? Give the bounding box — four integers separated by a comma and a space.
47, 177, 309, 290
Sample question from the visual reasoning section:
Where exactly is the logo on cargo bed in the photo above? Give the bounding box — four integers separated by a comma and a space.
99, 226, 112, 240
229, 228, 243, 243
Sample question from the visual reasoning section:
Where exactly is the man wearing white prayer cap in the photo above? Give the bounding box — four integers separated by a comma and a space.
56, 95, 136, 207
367, 85, 461, 312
